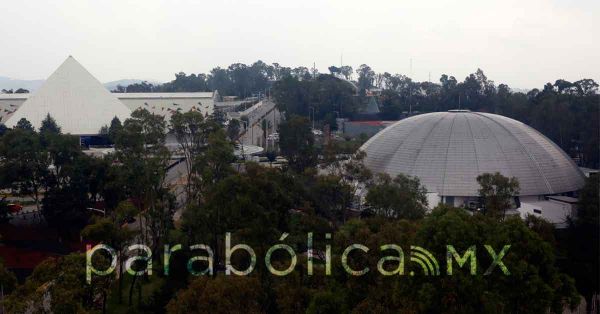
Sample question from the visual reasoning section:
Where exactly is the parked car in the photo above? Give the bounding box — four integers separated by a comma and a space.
7, 203, 23, 214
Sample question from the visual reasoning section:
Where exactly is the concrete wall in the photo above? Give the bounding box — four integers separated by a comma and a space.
0, 97, 27, 123
119, 96, 214, 120
518, 200, 571, 228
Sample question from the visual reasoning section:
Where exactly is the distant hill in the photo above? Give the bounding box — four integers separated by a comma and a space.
0, 77, 161, 93
0, 76, 44, 92
103, 79, 162, 92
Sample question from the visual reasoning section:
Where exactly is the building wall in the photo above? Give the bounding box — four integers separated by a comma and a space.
436, 195, 480, 209
0, 96, 27, 123
518, 200, 571, 228
426, 193, 441, 209
0, 93, 215, 125
427, 192, 575, 229
237, 100, 280, 147
118, 93, 215, 120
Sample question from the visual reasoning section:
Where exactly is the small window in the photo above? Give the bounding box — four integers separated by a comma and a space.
533, 209, 542, 214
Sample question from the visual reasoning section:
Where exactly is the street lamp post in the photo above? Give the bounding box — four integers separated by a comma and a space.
333, 110, 340, 133
241, 120, 252, 145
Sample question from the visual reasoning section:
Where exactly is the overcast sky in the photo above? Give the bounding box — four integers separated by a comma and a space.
0, 0, 597, 89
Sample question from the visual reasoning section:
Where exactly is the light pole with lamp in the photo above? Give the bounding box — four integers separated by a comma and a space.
333, 110, 341, 134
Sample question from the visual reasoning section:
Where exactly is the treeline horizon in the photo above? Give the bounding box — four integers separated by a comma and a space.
4, 60, 599, 169
110, 60, 598, 97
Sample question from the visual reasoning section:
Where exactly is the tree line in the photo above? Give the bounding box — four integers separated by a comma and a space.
0, 110, 597, 313
111, 61, 319, 98
108, 59, 597, 168
272, 65, 599, 168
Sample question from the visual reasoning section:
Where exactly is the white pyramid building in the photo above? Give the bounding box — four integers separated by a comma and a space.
5, 56, 132, 135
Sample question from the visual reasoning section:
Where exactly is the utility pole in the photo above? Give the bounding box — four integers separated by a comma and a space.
409, 82, 412, 115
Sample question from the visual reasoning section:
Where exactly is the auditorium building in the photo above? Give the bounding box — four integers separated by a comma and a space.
360, 110, 586, 227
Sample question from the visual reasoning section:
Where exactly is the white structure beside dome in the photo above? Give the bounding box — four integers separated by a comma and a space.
4, 56, 132, 135
360, 110, 586, 226
0, 56, 217, 135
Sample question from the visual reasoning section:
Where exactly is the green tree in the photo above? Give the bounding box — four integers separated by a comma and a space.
405, 207, 579, 313
356, 64, 375, 94
114, 108, 170, 209
328, 66, 341, 75
272, 74, 357, 121
226, 118, 241, 141
310, 174, 353, 224
279, 116, 316, 173
563, 176, 599, 312
193, 128, 235, 194
339, 65, 353, 80
182, 163, 300, 267
0, 259, 17, 301
81, 201, 137, 306
272, 76, 312, 118
0, 196, 12, 223
114, 108, 172, 259
332, 217, 420, 312
39, 113, 61, 134
477, 172, 520, 218
15, 117, 34, 131
41, 133, 95, 230
0, 124, 7, 137
170, 110, 215, 203
307, 290, 347, 314
3, 253, 111, 314
113, 109, 175, 307
0, 128, 49, 211
166, 276, 263, 314
335, 208, 579, 313
108, 116, 122, 143
365, 173, 428, 219
573, 78, 599, 96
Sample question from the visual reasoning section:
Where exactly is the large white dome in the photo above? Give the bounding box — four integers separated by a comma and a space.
360, 110, 585, 197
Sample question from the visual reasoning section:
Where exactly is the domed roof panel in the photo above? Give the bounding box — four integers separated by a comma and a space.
360, 111, 585, 196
